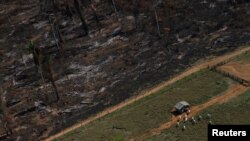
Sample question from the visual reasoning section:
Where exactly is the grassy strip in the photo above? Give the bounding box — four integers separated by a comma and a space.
55, 70, 233, 141
147, 90, 250, 141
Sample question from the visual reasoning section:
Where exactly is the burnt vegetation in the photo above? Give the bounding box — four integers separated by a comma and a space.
0, 0, 250, 140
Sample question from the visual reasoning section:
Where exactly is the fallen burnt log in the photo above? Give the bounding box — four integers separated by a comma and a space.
14, 107, 36, 117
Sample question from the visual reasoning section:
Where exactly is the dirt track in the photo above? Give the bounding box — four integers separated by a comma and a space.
44, 46, 250, 141
133, 84, 249, 140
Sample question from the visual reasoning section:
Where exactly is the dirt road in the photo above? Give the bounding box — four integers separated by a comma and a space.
45, 46, 250, 141
133, 84, 249, 140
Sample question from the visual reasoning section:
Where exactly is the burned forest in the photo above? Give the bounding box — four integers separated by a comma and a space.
0, 0, 250, 140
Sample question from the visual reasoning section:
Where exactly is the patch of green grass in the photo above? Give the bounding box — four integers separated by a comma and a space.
147, 90, 250, 141
109, 134, 125, 141
55, 70, 233, 141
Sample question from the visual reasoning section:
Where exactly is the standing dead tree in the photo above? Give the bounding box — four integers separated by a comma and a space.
111, 0, 118, 17
28, 41, 45, 83
49, 17, 64, 55
39, 0, 57, 14
90, 4, 102, 31
132, 0, 139, 28
0, 88, 12, 137
107, 0, 119, 19
64, 0, 74, 19
46, 57, 60, 102
153, 0, 161, 37
55, 21, 64, 44
74, 0, 89, 35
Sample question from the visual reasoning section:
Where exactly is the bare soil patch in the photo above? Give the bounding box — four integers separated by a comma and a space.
218, 62, 250, 81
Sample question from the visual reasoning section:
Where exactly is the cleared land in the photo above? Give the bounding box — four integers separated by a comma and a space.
138, 50, 250, 141
47, 46, 250, 141
54, 70, 233, 141
135, 84, 248, 140
1, 0, 250, 140
146, 90, 250, 141
218, 51, 250, 81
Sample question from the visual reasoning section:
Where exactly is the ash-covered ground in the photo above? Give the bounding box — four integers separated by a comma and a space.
0, 0, 249, 140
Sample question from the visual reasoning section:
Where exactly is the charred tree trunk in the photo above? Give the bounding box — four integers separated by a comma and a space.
90, 4, 102, 31
74, 0, 89, 35
35, 48, 45, 83
49, 17, 64, 55
111, 0, 118, 17
153, 1, 161, 37
107, 0, 119, 19
132, 0, 139, 29
28, 42, 45, 82
39, 0, 44, 14
39, 0, 56, 14
0, 88, 12, 136
55, 24, 64, 43
47, 58, 60, 101
65, 1, 73, 19
2, 117, 12, 136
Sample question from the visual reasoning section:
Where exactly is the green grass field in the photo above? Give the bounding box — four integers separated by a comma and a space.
55, 70, 234, 141
147, 90, 250, 141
